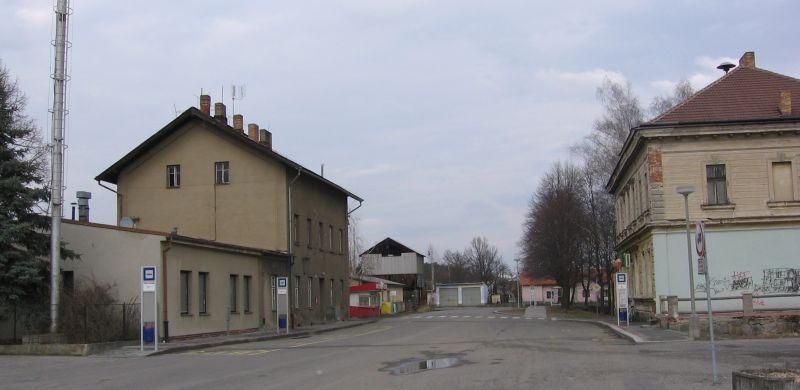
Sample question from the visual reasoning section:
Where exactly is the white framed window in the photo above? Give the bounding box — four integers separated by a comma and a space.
229, 274, 238, 313
244, 275, 252, 313
198, 272, 208, 314
215, 161, 230, 184
307, 277, 313, 308
706, 164, 728, 205
306, 218, 312, 248
167, 165, 181, 188
293, 276, 300, 308
318, 222, 324, 249
271, 275, 277, 311
180, 270, 190, 314
771, 161, 794, 201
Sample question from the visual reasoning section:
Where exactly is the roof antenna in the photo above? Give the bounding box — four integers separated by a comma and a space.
716, 62, 735, 74
231, 84, 246, 115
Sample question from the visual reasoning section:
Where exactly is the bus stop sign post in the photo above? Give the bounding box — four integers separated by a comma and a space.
276, 277, 289, 335
615, 272, 629, 327
140, 266, 158, 352
696, 221, 718, 384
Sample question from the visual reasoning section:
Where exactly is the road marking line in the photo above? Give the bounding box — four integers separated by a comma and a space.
450, 316, 458, 318
413, 316, 421, 319
500, 316, 508, 319
463, 315, 471, 318
488, 316, 495, 319
248, 349, 279, 355
438, 316, 446, 318
424, 316, 433, 318
537, 317, 545, 320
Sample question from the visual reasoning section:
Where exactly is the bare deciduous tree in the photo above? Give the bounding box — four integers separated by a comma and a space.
348, 215, 365, 275
520, 162, 587, 309
649, 79, 694, 119
464, 236, 504, 288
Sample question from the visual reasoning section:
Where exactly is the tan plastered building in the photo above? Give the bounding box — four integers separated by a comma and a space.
60, 220, 289, 338
607, 52, 800, 316
95, 96, 362, 328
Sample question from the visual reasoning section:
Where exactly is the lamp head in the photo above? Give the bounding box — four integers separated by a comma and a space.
676, 185, 695, 196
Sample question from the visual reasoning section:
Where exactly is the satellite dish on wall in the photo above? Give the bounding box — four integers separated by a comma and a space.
119, 217, 135, 228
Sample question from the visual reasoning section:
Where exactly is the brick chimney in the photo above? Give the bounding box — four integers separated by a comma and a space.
233, 114, 244, 131
247, 123, 259, 141
199, 95, 211, 115
739, 51, 755, 69
214, 102, 227, 124
259, 128, 272, 149
779, 91, 792, 116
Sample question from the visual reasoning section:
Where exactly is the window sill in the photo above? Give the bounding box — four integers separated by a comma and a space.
215, 182, 230, 186
701, 203, 735, 211
199, 312, 210, 316
244, 311, 253, 315
230, 311, 240, 315
180, 313, 192, 317
167, 186, 181, 189
767, 200, 800, 208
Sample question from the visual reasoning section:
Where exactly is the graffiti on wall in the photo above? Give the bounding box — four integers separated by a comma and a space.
694, 268, 800, 301
760, 268, 799, 294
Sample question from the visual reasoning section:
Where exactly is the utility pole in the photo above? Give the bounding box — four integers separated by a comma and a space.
49, 0, 71, 334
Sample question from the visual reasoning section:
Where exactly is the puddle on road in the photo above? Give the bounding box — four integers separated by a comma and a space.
381, 356, 467, 375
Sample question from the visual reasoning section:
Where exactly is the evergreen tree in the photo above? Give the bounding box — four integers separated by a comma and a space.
0, 61, 63, 306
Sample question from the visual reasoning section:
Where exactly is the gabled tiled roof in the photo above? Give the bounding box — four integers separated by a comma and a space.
519, 272, 556, 286
651, 65, 800, 124
96, 107, 362, 202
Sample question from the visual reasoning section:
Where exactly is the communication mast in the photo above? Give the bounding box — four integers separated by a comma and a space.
231, 84, 246, 115
49, 0, 72, 333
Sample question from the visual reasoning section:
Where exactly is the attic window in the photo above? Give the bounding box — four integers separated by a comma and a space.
167, 165, 181, 188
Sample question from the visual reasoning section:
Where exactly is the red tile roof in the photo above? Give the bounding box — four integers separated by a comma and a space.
651, 65, 800, 124
519, 272, 557, 286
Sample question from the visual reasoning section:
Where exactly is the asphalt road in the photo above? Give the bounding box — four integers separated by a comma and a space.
1, 307, 798, 389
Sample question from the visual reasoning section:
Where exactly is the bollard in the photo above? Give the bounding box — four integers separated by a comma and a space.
742, 293, 753, 316
667, 295, 679, 320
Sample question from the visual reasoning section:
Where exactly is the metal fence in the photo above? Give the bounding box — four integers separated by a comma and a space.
0, 303, 140, 344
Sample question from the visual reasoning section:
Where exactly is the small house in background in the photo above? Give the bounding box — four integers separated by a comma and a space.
360, 238, 426, 306
434, 283, 489, 306
349, 275, 405, 317
520, 273, 559, 305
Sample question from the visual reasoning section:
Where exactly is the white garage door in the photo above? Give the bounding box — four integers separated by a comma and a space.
461, 287, 481, 306
439, 288, 459, 306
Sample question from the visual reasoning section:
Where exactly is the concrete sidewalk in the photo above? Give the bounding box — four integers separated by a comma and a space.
95, 317, 379, 358
530, 306, 689, 344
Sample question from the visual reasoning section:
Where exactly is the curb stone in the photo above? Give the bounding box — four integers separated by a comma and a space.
147, 318, 380, 356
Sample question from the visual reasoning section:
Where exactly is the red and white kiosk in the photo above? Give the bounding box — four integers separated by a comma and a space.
349, 281, 386, 317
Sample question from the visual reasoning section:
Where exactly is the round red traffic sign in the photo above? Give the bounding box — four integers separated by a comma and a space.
695, 221, 705, 257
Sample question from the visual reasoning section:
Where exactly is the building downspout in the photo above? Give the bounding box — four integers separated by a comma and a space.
287, 166, 302, 329
96, 180, 123, 224
161, 236, 172, 342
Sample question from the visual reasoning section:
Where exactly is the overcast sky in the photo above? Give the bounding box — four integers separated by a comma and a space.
3, 0, 799, 266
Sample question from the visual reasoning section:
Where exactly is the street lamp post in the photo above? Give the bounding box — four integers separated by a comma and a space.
676, 186, 700, 340
514, 259, 521, 309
